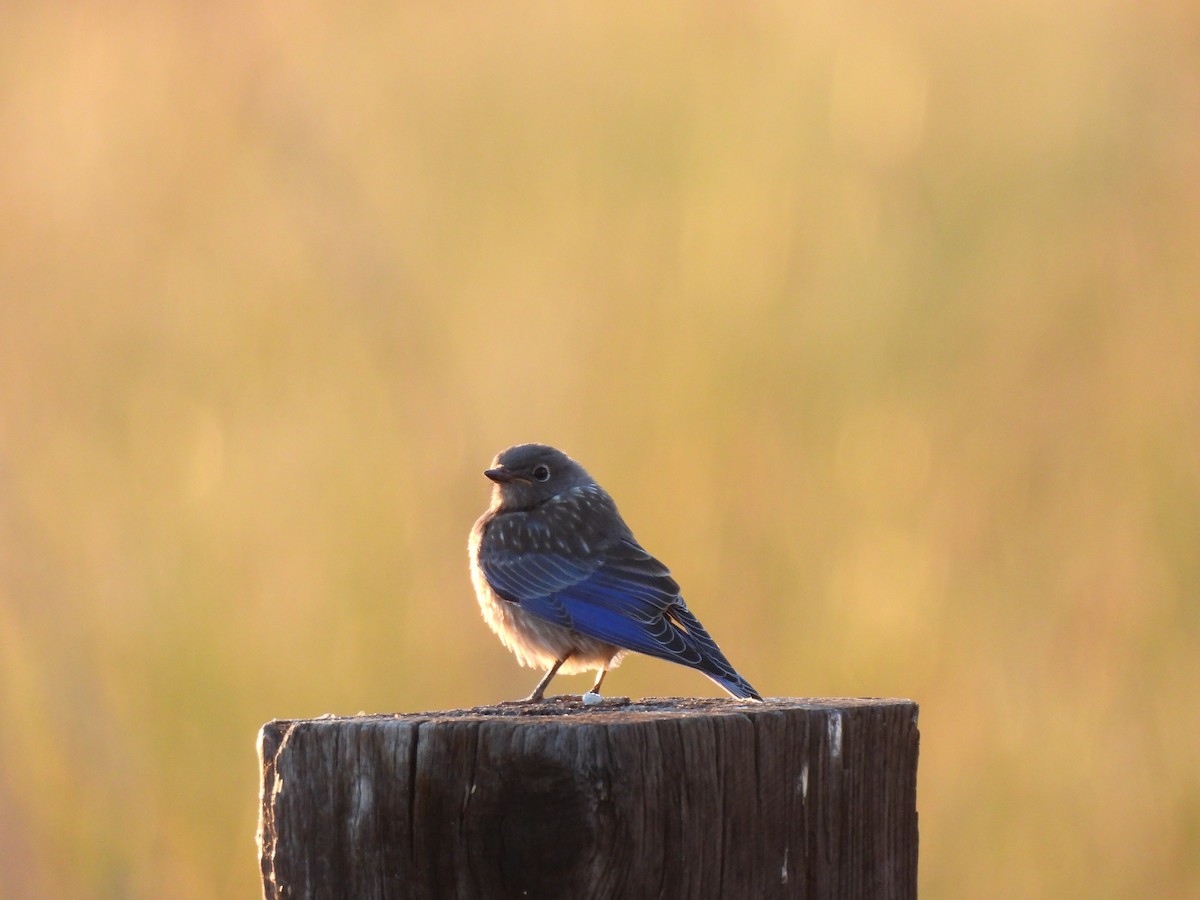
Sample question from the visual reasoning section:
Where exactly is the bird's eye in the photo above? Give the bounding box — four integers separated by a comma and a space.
532, 465, 551, 482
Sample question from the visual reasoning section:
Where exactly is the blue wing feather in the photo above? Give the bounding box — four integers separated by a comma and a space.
480, 533, 760, 699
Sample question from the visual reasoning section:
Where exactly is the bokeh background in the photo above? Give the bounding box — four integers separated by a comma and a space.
2, 1, 1198, 897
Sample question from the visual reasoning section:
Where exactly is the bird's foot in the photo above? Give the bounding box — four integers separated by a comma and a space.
582, 691, 604, 706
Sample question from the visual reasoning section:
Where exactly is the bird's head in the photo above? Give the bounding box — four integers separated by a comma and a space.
483, 443, 592, 511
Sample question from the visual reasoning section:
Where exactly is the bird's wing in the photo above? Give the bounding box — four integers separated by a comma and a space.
480, 536, 724, 672
479, 547, 596, 630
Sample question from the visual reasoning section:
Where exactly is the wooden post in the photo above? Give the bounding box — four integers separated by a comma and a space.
258, 697, 918, 899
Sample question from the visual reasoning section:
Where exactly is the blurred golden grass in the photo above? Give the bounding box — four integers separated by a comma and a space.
2, 1, 1199, 897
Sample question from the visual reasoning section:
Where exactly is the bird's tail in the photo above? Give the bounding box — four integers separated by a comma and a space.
708, 671, 763, 701
669, 605, 763, 701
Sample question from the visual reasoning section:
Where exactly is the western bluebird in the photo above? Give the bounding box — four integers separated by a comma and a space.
469, 443, 762, 702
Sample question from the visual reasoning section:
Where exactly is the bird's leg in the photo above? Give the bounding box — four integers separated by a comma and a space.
588, 668, 608, 695
525, 656, 568, 702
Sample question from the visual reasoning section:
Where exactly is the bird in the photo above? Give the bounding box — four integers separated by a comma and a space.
469, 443, 762, 702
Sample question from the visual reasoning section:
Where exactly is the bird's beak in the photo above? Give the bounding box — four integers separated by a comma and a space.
484, 467, 526, 484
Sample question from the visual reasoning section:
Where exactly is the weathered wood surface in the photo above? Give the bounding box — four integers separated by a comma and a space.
258, 697, 918, 899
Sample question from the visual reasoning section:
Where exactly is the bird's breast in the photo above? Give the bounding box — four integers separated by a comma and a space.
468, 510, 622, 674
